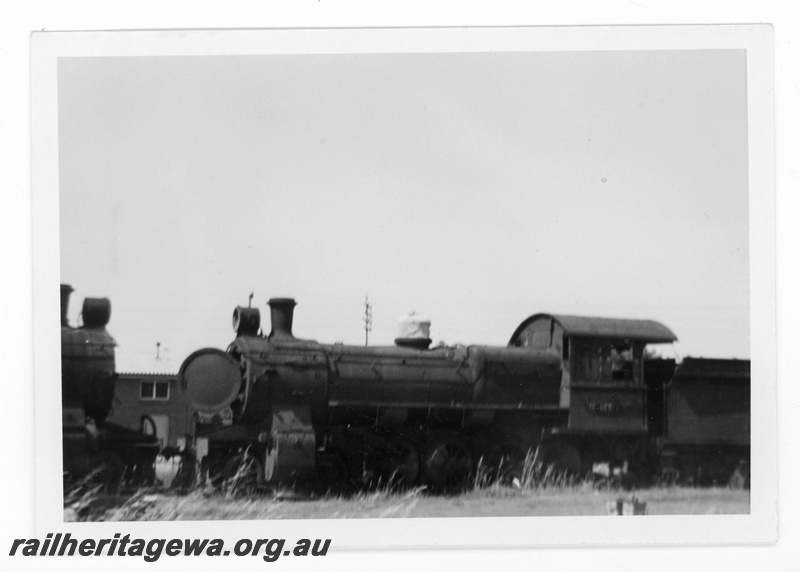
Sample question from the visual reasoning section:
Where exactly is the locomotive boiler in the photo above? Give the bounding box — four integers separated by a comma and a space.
61, 284, 159, 486
179, 297, 732, 490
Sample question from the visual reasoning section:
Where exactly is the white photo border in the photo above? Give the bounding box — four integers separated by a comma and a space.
31, 25, 776, 547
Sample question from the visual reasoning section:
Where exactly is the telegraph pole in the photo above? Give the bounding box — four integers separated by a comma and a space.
364, 294, 373, 346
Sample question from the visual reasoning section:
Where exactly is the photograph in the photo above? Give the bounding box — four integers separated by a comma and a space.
29, 25, 776, 550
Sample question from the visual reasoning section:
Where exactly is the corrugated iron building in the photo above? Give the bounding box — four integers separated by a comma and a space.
107, 350, 193, 449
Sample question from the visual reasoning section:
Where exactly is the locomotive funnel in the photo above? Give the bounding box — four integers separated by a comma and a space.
268, 298, 297, 339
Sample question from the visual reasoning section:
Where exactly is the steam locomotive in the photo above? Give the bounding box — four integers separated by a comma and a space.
61, 284, 159, 487
178, 297, 750, 491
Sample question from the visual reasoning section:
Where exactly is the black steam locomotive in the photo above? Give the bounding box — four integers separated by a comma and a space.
61, 284, 159, 487
178, 297, 750, 490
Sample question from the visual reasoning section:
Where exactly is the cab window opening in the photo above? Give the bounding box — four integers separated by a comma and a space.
611, 343, 634, 382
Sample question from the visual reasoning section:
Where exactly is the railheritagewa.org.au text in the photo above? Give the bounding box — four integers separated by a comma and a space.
9, 533, 331, 562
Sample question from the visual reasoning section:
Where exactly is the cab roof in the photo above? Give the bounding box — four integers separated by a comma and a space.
509, 313, 678, 346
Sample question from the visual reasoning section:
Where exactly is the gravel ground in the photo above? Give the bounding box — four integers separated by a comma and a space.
76, 485, 749, 521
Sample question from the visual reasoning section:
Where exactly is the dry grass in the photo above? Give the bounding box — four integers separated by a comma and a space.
66, 474, 749, 522
66, 485, 748, 521
64, 447, 748, 521
471, 446, 584, 493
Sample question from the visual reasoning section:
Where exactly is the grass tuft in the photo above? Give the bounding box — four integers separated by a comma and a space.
471, 445, 588, 495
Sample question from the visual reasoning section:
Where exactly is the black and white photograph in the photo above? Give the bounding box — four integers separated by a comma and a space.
18, 18, 784, 567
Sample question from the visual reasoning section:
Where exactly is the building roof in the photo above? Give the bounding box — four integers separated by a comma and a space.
116, 350, 178, 376
509, 313, 678, 345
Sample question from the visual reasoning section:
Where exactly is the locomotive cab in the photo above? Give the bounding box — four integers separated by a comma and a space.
509, 314, 677, 474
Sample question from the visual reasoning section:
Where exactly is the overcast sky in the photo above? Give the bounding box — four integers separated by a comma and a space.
58, 49, 749, 363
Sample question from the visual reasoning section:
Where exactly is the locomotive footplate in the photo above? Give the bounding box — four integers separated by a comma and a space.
264, 405, 316, 483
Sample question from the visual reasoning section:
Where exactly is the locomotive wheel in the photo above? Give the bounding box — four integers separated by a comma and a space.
384, 439, 420, 487
172, 452, 198, 490
365, 438, 420, 488
317, 451, 350, 488
89, 450, 126, 488
422, 436, 473, 491
542, 441, 583, 477
610, 439, 634, 465
202, 452, 227, 488
222, 452, 263, 494
486, 440, 529, 485
133, 449, 158, 485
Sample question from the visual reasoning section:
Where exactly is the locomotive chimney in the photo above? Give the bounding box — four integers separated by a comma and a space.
60, 284, 74, 326
268, 298, 297, 340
